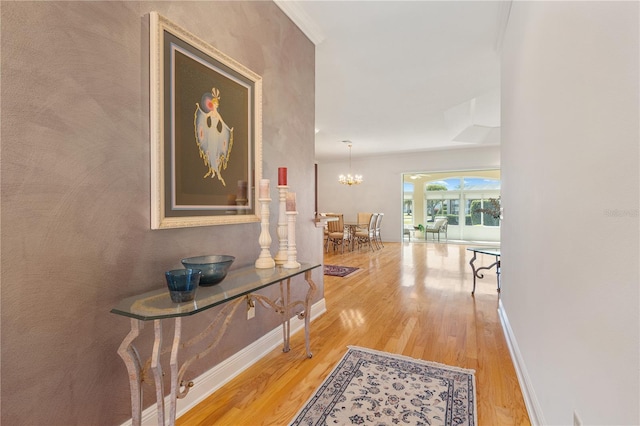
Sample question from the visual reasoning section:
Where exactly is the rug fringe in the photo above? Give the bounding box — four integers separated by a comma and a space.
346, 345, 476, 375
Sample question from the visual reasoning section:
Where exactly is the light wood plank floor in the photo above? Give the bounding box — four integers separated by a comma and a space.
178, 242, 530, 425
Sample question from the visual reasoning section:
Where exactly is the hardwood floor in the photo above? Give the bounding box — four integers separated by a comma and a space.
177, 242, 530, 425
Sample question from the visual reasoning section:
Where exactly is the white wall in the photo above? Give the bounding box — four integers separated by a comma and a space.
501, 2, 639, 425
317, 146, 500, 242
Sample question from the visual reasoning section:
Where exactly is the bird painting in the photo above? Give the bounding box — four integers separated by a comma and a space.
194, 87, 234, 185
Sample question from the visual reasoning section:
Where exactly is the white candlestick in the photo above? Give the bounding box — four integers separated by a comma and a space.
275, 185, 288, 265
283, 210, 300, 269
255, 197, 275, 269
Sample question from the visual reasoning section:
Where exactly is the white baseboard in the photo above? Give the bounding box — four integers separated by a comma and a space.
497, 299, 545, 425
120, 298, 327, 426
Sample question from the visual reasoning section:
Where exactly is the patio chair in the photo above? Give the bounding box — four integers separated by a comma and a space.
424, 218, 448, 241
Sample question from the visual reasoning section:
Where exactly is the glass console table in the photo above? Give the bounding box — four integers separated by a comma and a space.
466, 247, 500, 295
111, 262, 320, 426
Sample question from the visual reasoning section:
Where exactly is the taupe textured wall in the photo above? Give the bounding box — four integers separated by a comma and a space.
1, 2, 319, 424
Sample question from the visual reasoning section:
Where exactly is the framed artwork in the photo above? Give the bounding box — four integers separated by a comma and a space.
150, 12, 262, 229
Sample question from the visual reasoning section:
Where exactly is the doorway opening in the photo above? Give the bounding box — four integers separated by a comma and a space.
403, 169, 501, 244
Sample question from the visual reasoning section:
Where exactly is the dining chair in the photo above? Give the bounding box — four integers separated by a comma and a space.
374, 213, 384, 249
357, 212, 372, 231
355, 213, 377, 251
325, 213, 349, 253
319, 213, 329, 248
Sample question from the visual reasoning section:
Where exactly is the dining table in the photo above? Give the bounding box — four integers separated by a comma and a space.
343, 221, 366, 251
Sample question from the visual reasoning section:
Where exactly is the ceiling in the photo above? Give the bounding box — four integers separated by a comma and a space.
275, 1, 511, 162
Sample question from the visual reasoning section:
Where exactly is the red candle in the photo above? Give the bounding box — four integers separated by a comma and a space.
278, 167, 287, 186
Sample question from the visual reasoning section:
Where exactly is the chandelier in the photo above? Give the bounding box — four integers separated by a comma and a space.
338, 141, 363, 186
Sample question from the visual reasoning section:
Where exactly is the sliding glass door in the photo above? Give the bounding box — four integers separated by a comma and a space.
403, 170, 500, 243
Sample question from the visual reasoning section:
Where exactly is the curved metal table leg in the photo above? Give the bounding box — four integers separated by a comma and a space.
253, 271, 316, 358
470, 251, 479, 295
117, 319, 144, 426
470, 253, 501, 295
303, 270, 317, 358
151, 320, 165, 426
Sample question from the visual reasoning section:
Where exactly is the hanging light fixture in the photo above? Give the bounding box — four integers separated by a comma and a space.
338, 140, 363, 186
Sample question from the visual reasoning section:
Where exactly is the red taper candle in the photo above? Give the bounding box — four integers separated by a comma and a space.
278, 167, 287, 186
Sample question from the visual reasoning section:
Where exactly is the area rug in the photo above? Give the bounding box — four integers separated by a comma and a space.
323, 264, 359, 277
290, 346, 477, 426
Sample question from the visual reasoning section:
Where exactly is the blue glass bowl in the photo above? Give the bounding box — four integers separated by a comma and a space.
181, 255, 235, 286
165, 269, 201, 302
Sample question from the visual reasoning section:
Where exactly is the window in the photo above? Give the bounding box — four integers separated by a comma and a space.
465, 198, 500, 227
425, 176, 500, 227
403, 182, 414, 226
462, 178, 501, 191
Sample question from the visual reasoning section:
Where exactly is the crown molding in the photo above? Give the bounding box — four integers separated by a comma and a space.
274, 0, 326, 45
494, 0, 513, 53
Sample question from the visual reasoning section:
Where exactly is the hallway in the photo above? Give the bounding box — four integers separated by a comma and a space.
178, 242, 529, 425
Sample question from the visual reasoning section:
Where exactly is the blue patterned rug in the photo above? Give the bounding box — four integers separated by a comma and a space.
290, 346, 477, 426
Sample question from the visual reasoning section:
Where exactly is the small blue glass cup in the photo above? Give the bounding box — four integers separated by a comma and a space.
165, 269, 201, 303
